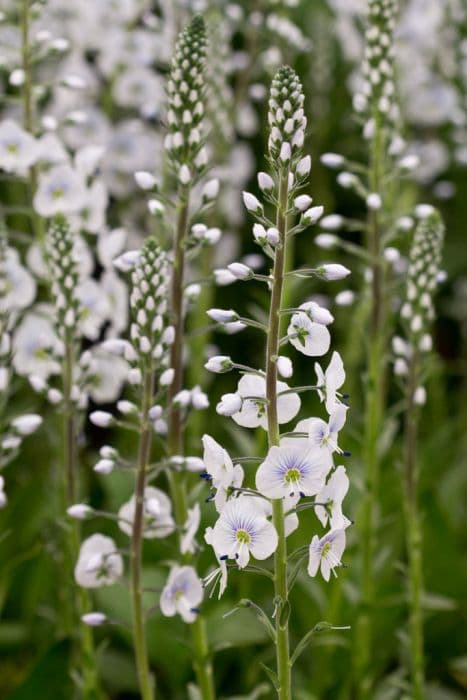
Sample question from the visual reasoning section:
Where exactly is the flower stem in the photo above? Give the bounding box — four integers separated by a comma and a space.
167, 189, 216, 700
62, 334, 100, 699
266, 174, 292, 700
131, 367, 156, 700
355, 115, 386, 699
403, 352, 425, 700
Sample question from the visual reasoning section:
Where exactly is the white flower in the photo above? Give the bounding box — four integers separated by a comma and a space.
308, 529, 346, 581
256, 445, 329, 499
315, 351, 346, 415
181, 504, 201, 555
307, 405, 348, 456
314, 466, 350, 530
84, 349, 129, 404
319, 264, 351, 281
11, 414, 42, 435
13, 312, 61, 379
202, 435, 244, 512
34, 165, 88, 217
287, 313, 331, 357
75, 534, 123, 588
0, 249, 36, 313
76, 278, 111, 341
216, 393, 242, 416
0, 119, 39, 173
202, 178, 220, 201
118, 487, 175, 539
232, 374, 300, 430
210, 497, 278, 568
303, 206, 324, 224
160, 565, 203, 623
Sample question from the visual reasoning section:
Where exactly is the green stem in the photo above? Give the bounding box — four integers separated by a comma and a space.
167, 188, 216, 700
62, 335, 100, 699
355, 114, 386, 700
266, 174, 292, 700
403, 353, 425, 700
131, 367, 156, 700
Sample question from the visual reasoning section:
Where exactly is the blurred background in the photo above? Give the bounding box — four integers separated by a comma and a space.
0, 1, 466, 698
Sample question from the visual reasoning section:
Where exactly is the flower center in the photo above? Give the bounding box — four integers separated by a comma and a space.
321, 542, 331, 558
52, 187, 64, 200
236, 528, 251, 544
285, 467, 301, 484
7, 143, 18, 154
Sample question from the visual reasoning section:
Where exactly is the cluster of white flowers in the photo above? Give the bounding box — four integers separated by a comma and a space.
203, 66, 352, 596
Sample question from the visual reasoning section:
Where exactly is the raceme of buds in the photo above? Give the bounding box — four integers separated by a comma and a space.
47, 215, 81, 339
401, 211, 444, 344
129, 239, 172, 371
165, 16, 207, 176
268, 65, 306, 169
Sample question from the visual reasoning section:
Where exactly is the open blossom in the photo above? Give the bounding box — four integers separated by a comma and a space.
231, 373, 300, 429
315, 351, 346, 415
210, 497, 278, 568
34, 165, 88, 217
202, 435, 244, 511
307, 404, 348, 456
314, 466, 351, 531
75, 534, 123, 588
118, 487, 175, 538
13, 311, 61, 379
287, 312, 331, 357
181, 504, 201, 555
0, 119, 39, 173
160, 566, 204, 623
0, 249, 36, 313
308, 529, 346, 581
256, 445, 330, 499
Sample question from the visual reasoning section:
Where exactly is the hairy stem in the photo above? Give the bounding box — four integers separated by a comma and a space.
167, 188, 216, 700
131, 367, 155, 700
266, 174, 292, 700
404, 353, 425, 700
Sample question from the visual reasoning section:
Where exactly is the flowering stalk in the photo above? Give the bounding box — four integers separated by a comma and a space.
397, 212, 444, 699
164, 17, 216, 699
266, 169, 291, 699
352, 3, 399, 695
47, 216, 99, 698
128, 241, 172, 700
204, 65, 352, 699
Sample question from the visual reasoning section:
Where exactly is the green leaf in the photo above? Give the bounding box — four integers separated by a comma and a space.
6, 640, 73, 700
259, 662, 279, 691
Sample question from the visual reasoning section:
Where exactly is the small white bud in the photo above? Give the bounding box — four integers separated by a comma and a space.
94, 459, 115, 474
227, 262, 253, 280
414, 386, 426, 405
117, 400, 138, 415
320, 153, 344, 168
266, 227, 280, 245
134, 171, 156, 190
11, 414, 42, 435
419, 334, 432, 352
206, 309, 239, 323
67, 504, 92, 520
202, 178, 220, 201
394, 358, 408, 376
257, 172, 274, 192
148, 199, 165, 215
320, 214, 344, 231
335, 290, 355, 306
90, 411, 114, 428
204, 355, 233, 373
315, 233, 338, 249
276, 356, 293, 378
303, 206, 324, 224
415, 204, 435, 219
366, 193, 382, 210
216, 393, 242, 416
81, 612, 107, 627
179, 165, 191, 185
296, 155, 312, 177
294, 195, 313, 211
320, 264, 351, 280
242, 191, 263, 213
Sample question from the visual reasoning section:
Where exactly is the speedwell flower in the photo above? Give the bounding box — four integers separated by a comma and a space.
75, 534, 123, 588
210, 497, 278, 569
118, 487, 175, 539
307, 528, 346, 582
256, 444, 329, 499
314, 466, 351, 531
231, 373, 300, 429
315, 351, 346, 415
160, 565, 203, 624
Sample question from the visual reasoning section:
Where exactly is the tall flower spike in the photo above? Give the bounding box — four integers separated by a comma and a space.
401, 212, 445, 347
47, 215, 81, 342
355, 0, 400, 135
398, 210, 444, 700
165, 15, 207, 180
